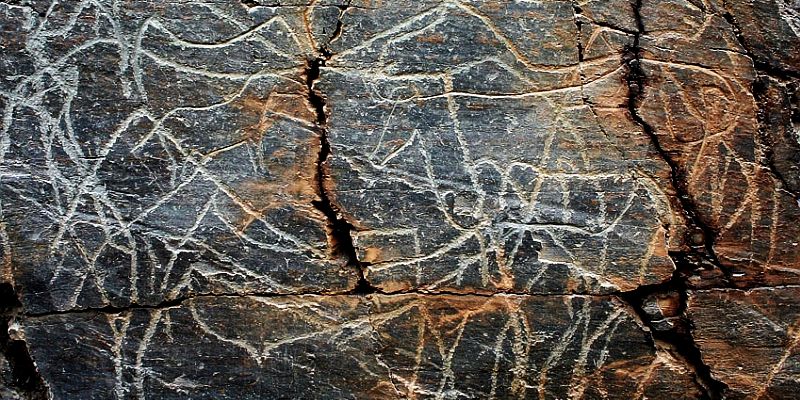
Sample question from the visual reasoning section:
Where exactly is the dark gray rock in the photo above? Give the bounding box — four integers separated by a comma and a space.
23, 294, 703, 399
322, 0, 679, 294
0, 1, 355, 315
0, 0, 799, 398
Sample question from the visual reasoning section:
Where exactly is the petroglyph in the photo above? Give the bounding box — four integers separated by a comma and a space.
0, 0, 799, 398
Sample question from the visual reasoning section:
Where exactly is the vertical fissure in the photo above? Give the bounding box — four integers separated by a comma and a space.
752, 77, 800, 201
305, 50, 376, 295
623, 0, 727, 277
620, 1, 728, 398
328, 1, 352, 47
0, 283, 47, 399
617, 267, 727, 400
572, 3, 584, 63
721, 7, 800, 80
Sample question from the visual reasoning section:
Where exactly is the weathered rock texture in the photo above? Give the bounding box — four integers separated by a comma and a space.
0, 0, 798, 399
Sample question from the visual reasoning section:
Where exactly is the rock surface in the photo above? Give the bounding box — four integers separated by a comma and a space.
23, 294, 705, 399
688, 287, 800, 399
0, 0, 797, 399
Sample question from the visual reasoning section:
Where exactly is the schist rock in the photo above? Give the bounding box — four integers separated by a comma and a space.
688, 287, 800, 399
0, 0, 798, 399
321, 0, 680, 295
0, 1, 359, 315
22, 295, 704, 399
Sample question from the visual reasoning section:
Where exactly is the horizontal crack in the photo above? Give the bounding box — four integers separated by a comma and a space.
24, 283, 798, 318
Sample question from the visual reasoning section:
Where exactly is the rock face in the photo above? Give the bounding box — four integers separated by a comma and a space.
688, 287, 800, 399
0, 0, 797, 399
23, 294, 705, 399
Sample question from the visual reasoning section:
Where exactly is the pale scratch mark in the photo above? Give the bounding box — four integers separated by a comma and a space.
753, 326, 800, 400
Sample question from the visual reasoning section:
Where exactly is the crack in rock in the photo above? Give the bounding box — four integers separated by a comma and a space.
2, 0, 799, 397
305, 49, 376, 295
623, 0, 727, 279
0, 284, 47, 399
